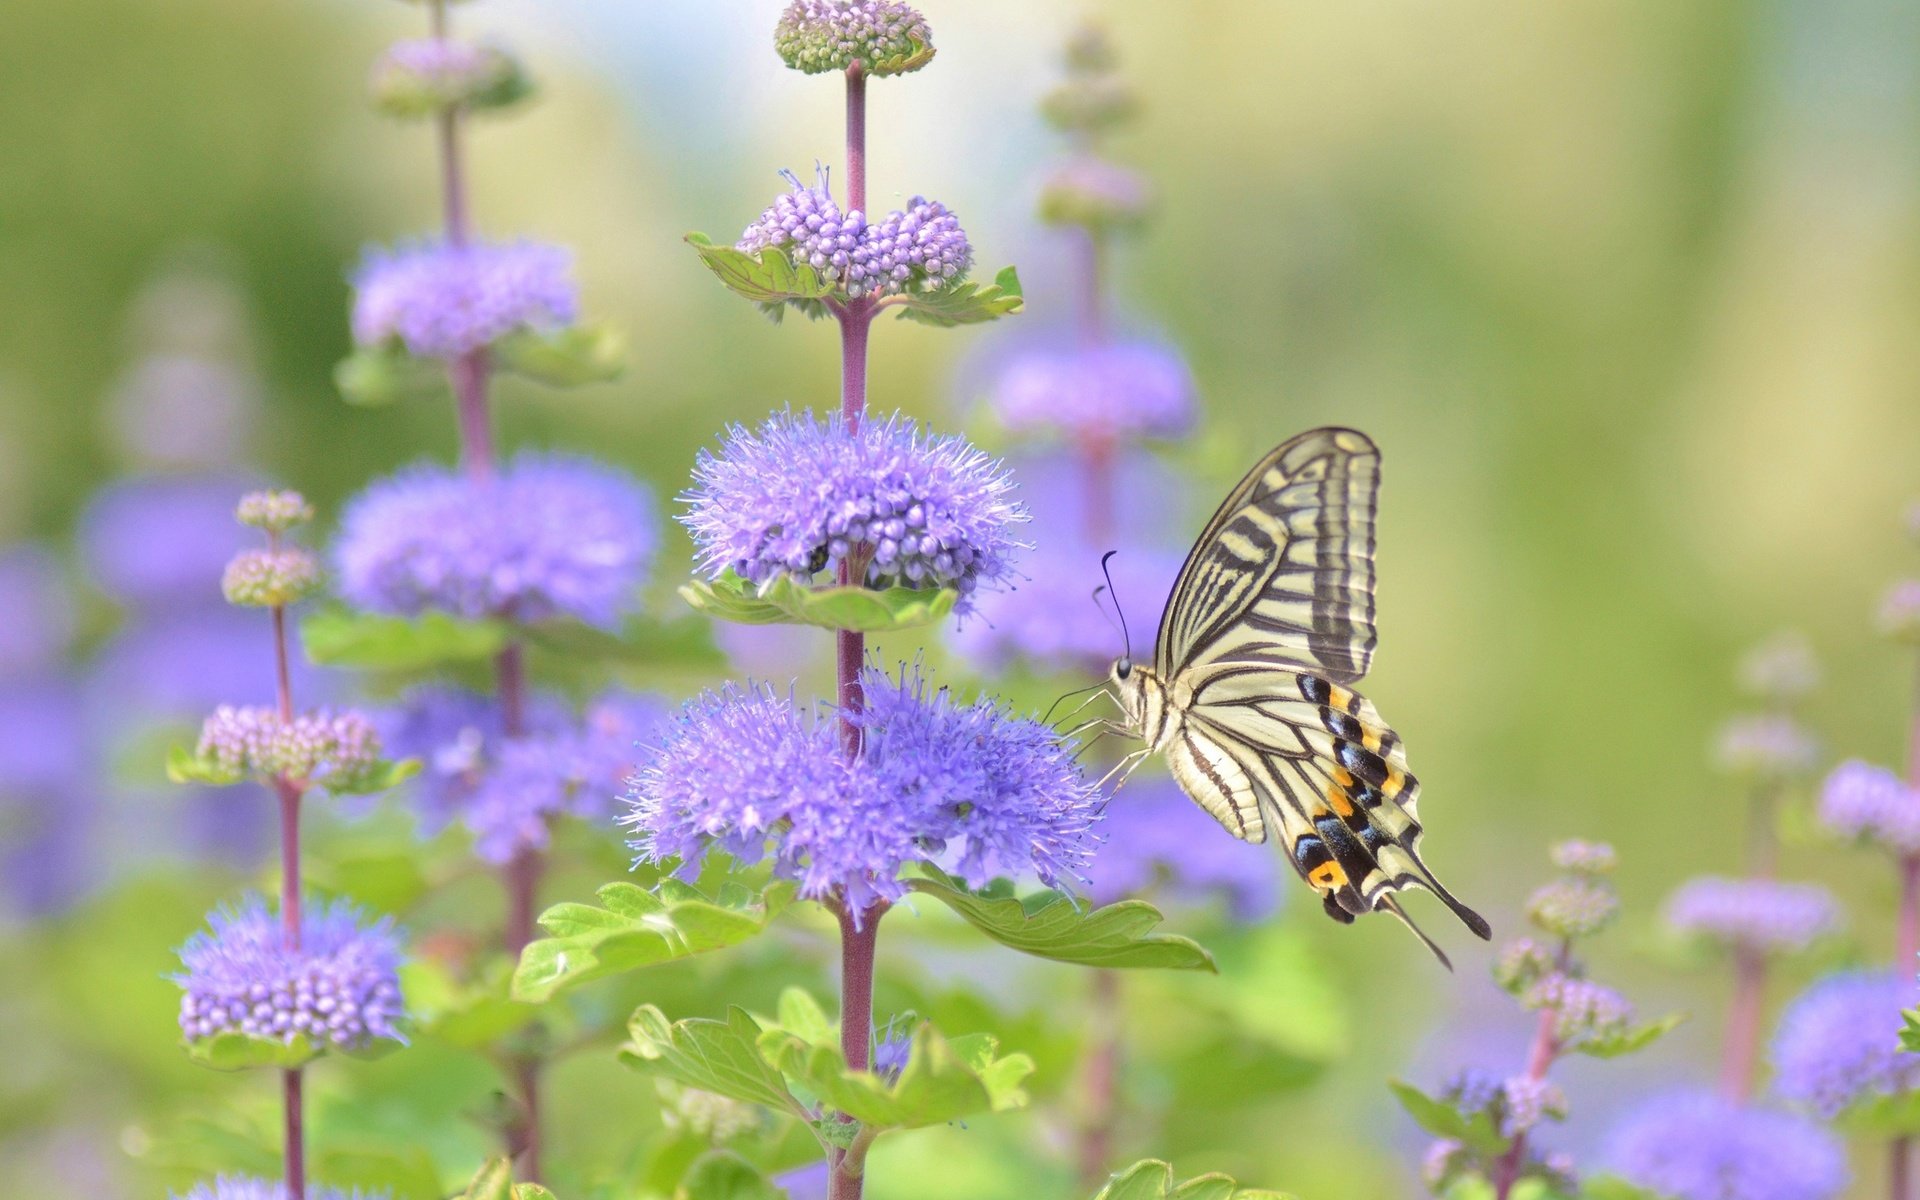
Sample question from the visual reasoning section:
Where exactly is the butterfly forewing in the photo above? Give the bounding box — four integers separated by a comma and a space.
1154, 427, 1379, 685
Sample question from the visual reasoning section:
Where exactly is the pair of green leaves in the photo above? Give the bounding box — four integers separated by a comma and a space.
164, 743, 420, 798
184, 1028, 404, 1073
679, 569, 958, 634
336, 324, 624, 407
1093, 1160, 1295, 1200
685, 235, 1024, 328
621, 988, 1032, 1141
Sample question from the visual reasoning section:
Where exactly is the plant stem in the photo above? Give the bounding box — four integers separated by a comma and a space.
831, 903, 885, 1200
1719, 945, 1766, 1101
269, 595, 306, 1199
283, 1067, 305, 1200
845, 63, 866, 214
1491, 1005, 1560, 1200
1895, 1138, 1913, 1200
1074, 228, 1106, 349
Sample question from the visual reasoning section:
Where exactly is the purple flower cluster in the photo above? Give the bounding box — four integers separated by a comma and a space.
682, 410, 1024, 612
0, 545, 73, 676
235, 489, 314, 535
1771, 971, 1920, 1118
1523, 876, 1620, 939
175, 1179, 386, 1200
220, 547, 321, 608
371, 38, 521, 116
1523, 974, 1633, 1048
1664, 876, 1840, 954
1604, 1091, 1846, 1200
1084, 778, 1278, 920
351, 240, 576, 359
381, 687, 660, 864
196, 706, 382, 789
1819, 759, 1920, 854
626, 666, 1100, 916
335, 454, 654, 627
737, 170, 971, 300
1038, 155, 1153, 230
175, 896, 405, 1053
773, 0, 934, 76
986, 338, 1196, 444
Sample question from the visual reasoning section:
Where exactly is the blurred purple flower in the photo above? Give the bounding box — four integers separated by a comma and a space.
0, 544, 74, 677
988, 339, 1196, 444
626, 665, 1099, 917
87, 608, 331, 722
175, 1177, 386, 1200
351, 239, 576, 359
1771, 971, 1920, 1118
335, 454, 655, 627
107, 353, 261, 471
1714, 713, 1819, 778
0, 679, 91, 915
1819, 759, 1920, 855
682, 410, 1024, 613
1603, 1091, 1846, 1200
1085, 777, 1278, 920
79, 475, 253, 609
1664, 876, 1839, 955
175, 894, 405, 1052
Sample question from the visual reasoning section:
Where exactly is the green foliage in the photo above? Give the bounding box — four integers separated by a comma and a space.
334, 342, 451, 407
685, 234, 834, 308
301, 608, 512, 671
165, 742, 418, 796
675, 1151, 784, 1200
1093, 1159, 1297, 1200
1387, 1080, 1510, 1158
622, 1005, 812, 1120
1901, 1007, 1920, 1055
495, 322, 626, 387
165, 743, 243, 787
460, 1157, 558, 1200
512, 879, 792, 1003
183, 1028, 401, 1072
679, 569, 959, 633
906, 868, 1215, 971
1837, 1087, 1920, 1138
1573, 1012, 1685, 1060
885, 266, 1024, 327
1577, 1178, 1666, 1200
404, 959, 540, 1050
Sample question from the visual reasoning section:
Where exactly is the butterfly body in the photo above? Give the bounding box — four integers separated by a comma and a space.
1107, 427, 1490, 964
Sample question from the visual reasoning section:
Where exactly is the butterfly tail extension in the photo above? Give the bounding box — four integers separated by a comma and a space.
1376, 894, 1453, 971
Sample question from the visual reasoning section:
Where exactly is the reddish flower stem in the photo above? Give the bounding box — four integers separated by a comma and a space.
830, 904, 885, 1200
1491, 1006, 1561, 1200
269, 595, 306, 1198
283, 1067, 306, 1200
845, 63, 866, 214
1718, 945, 1766, 1101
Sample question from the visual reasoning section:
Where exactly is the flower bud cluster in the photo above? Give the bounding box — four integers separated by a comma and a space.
221, 547, 321, 608
774, 0, 934, 77
1525, 876, 1619, 940
371, 37, 528, 118
236, 490, 314, 535
737, 169, 972, 301
1041, 24, 1139, 135
1524, 973, 1634, 1049
197, 706, 382, 787
1713, 712, 1819, 778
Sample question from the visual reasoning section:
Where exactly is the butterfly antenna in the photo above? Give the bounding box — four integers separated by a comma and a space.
1099, 550, 1132, 664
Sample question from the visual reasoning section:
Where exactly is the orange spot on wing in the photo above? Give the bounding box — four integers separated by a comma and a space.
1309, 862, 1348, 889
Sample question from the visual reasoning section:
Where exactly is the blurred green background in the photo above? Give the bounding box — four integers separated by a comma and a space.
3, 0, 1918, 1196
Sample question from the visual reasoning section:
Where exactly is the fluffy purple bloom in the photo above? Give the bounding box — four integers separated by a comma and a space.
351, 240, 576, 359
175, 895, 405, 1052
737, 169, 970, 300
175, 1177, 385, 1200
682, 410, 1024, 614
985, 339, 1195, 444
1085, 778, 1278, 920
773, 0, 934, 76
1772, 971, 1920, 1117
381, 687, 659, 864
0, 545, 72, 678
335, 454, 654, 627
1604, 1091, 1846, 1200
626, 666, 1099, 917
80, 475, 252, 609
1664, 876, 1840, 954
1820, 759, 1920, 854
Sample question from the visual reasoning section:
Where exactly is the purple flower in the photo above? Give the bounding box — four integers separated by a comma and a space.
0, 679, 90, 915
88, 609, 333, 721
774, 0, 934, 76
381, 687, 660, 864
737, 169, 970, 301
175, 1178, 386, 1200
0, 544, 73, 678
235, 490, 314, 535
1664, 876, 1840, 954
1604, 1091, 1846, 1200
220, 547, 321, 608
1085, 778, 1279, 920
371, 37, 523, 116
1522, 973, 1633, 1048
1819, 759, 1920, 855
625, 665, 1099, 917
1714, 714, 1819, 778
1038, 155, 1154, 231
1525, 876, 1619, 939
335, 454, 654, 627
195, 706, 382, 790
1548, 839, 1618, 875
80, 475, 252, 609
986, 339, 1195, 444
351, 240, 576, 359
1772, 971, 1920, 1117
682, 410, 1024, 614
175, 895, 405, 1052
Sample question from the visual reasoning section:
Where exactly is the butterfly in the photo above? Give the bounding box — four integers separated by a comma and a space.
1103, 426, 1490, 966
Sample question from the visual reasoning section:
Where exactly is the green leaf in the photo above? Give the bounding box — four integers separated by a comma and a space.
1578, 1177, 1666, 1200
322, 756, 422, 798
516, 1189, 559, 1200
887, 266, 1024, 328
686, 234, 834, 307
906, 867, 1215, 972
676, 1150, 784, 1200
166, 743, 243, 787
495, 322, 625, 387
185, 1030, 323, 1072
774, 987, 835, 1048
1838, 1086, 1920, 1137
1573, 1013, 1685, 1060
758, 1021, 1032, 1130
404, 959, 540, 1050
622, 1005, 809, 1119
334, 342, 449, 407
300, 608, 511, 671
1093, 1160, 1296, 1200
512, 880, 791, 1003
460, 1158, 514, 1200
1902, 1008, 1920, 1054
518, 613, 725, 668
679, 570, 958, 633
1387, 1080, 1510, 1158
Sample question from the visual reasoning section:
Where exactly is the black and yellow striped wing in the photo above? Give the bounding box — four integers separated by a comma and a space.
1153, 427, 1379, 684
